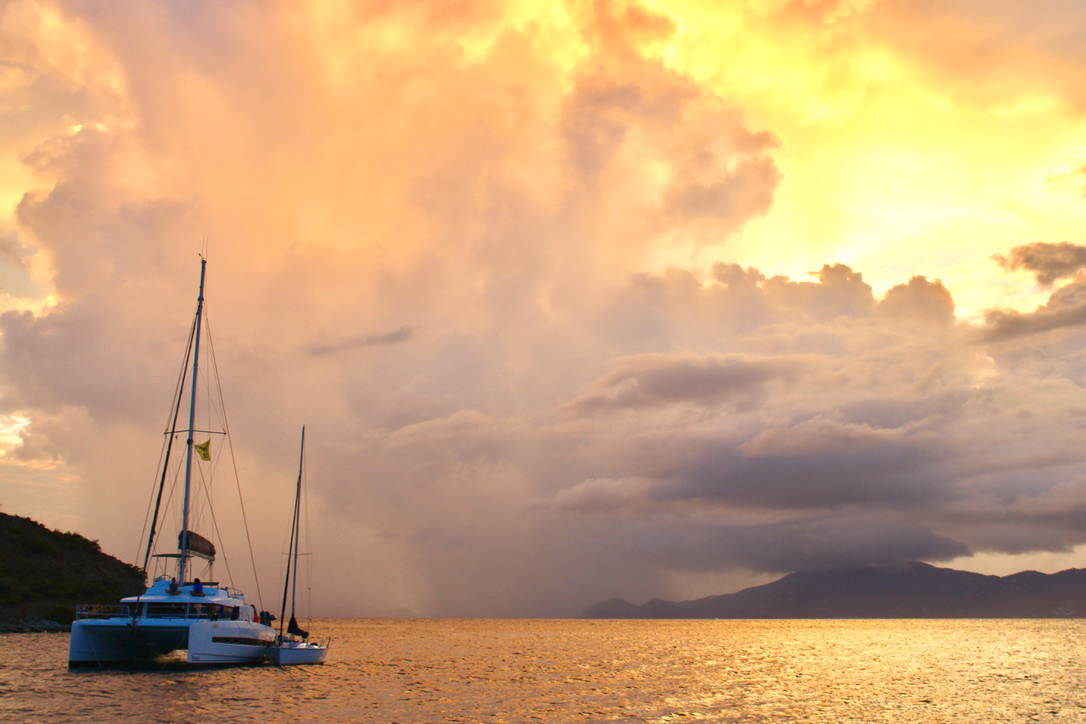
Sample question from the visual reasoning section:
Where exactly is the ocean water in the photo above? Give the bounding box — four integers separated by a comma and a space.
2, 618, 1084, 721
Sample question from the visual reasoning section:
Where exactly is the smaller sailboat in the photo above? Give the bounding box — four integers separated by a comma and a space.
268, 426, 328, 665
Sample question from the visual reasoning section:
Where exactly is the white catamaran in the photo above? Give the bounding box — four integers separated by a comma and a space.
268, 426, 328, 665
69, 259, 277, 667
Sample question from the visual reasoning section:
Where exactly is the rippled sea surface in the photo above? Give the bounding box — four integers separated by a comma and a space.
2, 619, 1085, 721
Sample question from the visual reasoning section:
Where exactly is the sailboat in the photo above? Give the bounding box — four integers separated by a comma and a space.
268, 426, 328, 665
68, 259, 277, 666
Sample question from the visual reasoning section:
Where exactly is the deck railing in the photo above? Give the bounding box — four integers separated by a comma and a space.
74, 602, 241, 620
75, 604, 130, 619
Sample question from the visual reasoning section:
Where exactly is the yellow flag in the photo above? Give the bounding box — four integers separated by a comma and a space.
194, 440, 211, 461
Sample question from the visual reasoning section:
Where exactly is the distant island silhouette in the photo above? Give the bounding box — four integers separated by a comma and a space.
0, 511, 144, 631
583, 562, 1086, 618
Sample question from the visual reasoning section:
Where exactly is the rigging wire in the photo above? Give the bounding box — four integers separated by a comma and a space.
204, 311, 265, 611
303, 439, 314, 628
149, 446, 185, 580
200, 458, 236, 589
190, 307, 237, 588
135, 311, 198, 568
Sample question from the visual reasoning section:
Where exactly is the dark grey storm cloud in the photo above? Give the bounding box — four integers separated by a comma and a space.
627, 516, 971, 575
980, 303, 1086, 342
675, 429, 952, 509
549, 401, 958, 515
565, 354, 799, 416
994, 242, 1086, 285
533, 252, 1086, 592
307, 325, 417, 356
979, 280, 1086, 342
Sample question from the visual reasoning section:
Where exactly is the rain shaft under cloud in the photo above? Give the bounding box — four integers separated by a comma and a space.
2, 1, 1086, 615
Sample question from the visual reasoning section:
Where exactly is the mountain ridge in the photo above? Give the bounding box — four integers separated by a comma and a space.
582, 562, 1086, 618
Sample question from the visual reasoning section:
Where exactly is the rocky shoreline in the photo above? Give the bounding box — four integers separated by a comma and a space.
0, 620, 71, 633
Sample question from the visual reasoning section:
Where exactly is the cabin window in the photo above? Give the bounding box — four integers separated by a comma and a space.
146, 603, 190, 618
211, 636, 266, 646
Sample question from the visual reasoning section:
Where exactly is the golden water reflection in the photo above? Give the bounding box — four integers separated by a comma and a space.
3, 618, 1084, 720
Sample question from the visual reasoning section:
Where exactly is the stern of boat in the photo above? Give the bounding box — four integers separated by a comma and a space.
186, 620, 276, 664
69, 608, 188, 667
268, 639, 329, 665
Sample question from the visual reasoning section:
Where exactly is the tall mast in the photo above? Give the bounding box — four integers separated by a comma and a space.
290, 425, 306, 621
179, 258, 207, 584
280, 426, 305, 636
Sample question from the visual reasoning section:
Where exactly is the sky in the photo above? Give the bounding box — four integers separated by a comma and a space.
2, 0, 1086, 617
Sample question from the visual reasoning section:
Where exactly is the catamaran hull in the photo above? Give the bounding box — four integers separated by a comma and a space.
268, 641, 328, 665
69, 616, 275, 667
69, 619, 190, 667
186, 620, 276, 664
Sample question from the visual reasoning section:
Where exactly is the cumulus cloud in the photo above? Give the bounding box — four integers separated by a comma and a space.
878, 276, 955, 325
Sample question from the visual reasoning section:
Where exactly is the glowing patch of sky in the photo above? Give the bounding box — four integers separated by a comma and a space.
629, 1, 1086, 319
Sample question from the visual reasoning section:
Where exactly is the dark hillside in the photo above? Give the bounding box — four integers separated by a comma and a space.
0, 511, 144, 627
584, 562, 1086, 618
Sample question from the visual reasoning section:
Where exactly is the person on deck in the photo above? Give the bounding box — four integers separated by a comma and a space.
192, 578, 205, 596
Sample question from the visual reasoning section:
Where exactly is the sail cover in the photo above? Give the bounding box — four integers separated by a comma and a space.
287, 616, 309, 640
179, 530, 216, 560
